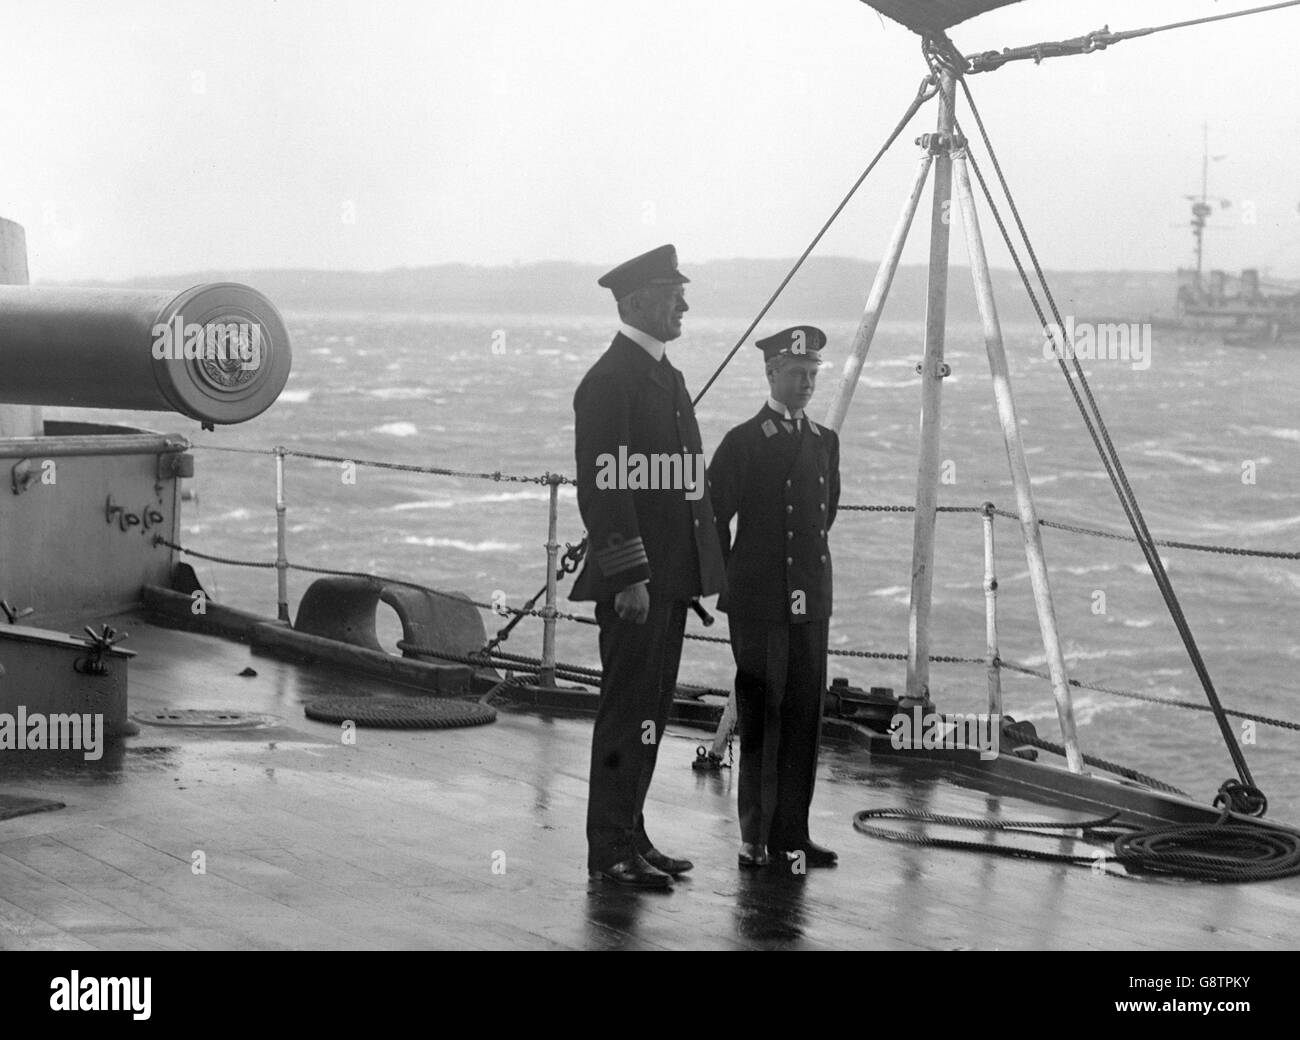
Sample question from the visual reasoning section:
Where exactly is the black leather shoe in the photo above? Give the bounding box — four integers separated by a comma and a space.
589, 854, 672, 889
642, 848, 693, 875
770, 840, 838, 869
738, 844, 769, 870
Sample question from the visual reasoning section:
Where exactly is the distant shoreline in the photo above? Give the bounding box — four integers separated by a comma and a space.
46, 257, 1186, 324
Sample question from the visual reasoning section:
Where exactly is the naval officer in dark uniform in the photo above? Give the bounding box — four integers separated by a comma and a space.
571, 244, 726, 889
708, 326, 841, 871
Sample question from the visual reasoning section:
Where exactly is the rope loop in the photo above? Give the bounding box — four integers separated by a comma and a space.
1214, 779, 1269, 818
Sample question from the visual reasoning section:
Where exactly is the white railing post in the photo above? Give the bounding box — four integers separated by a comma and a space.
539, 473, 561, 687
275, 446, 289, 622
981, 502, 1002, 719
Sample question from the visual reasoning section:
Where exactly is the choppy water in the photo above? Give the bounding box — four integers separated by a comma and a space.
81, 312, 1300, 818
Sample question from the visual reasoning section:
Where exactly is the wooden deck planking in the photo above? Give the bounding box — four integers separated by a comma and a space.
0, 828, 365, 950
0, 892, 99, 951
2, 612, 1300, 949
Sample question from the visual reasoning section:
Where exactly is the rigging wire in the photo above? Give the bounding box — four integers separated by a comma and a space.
691, 74, 938, 407
952, 74, 1262, 811
963, 0, 1300, 74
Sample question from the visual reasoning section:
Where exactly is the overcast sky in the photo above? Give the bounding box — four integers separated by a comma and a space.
1, 0, 1297, 282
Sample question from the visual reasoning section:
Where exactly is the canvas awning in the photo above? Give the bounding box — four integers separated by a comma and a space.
861, 0, 1026, 35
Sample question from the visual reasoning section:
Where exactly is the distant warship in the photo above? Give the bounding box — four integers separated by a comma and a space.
1174, 126, 1300, 342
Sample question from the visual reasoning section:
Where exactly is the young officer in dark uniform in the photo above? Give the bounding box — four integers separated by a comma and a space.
571, 244, 726, 889
708, 326, 840, 871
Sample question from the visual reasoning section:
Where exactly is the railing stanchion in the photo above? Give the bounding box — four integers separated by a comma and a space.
540, 473, 561, 688
981, 501, 1002, 719
275, 446, 289, 622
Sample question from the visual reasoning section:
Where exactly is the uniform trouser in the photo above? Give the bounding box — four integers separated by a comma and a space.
586, 596, 688, 871
729, 617, 829, 850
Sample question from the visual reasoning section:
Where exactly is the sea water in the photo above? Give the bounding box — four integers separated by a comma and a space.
65, 312, 1300, 818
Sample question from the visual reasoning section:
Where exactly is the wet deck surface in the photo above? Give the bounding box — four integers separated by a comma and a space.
2, 613, 1300, 950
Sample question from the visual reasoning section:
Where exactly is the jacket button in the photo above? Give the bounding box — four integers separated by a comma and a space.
787, 505, 793, 514
787, 531, 793, 539
786, 557, 793, 565
819, 504, 825, 511
820, 554, 827, 563
694, 519, 700, 527
819, 477, 825, 484
785, 480, 792, 488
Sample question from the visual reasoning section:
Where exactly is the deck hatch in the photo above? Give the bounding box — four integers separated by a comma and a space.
133, 708, 282, 729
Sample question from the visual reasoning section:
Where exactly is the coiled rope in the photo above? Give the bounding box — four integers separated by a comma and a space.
853, 806, 1300, 882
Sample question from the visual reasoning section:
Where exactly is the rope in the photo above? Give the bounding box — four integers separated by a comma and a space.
154, 534, 506, 611
840, 503, 1300, 560
1000, 721, 1187, 797
478, 672, 536, 706
998, 659, 1300, 733
481, 538, 588, 654
994, 509, 1300, 562
852, 807, 1300, 881
853, 807, 1129, 866
1112, 819, 1300, 882
395, 642, 731, 699
690, 73, 938, 407
191, 443, 574, 486
955, 76, 1259, 801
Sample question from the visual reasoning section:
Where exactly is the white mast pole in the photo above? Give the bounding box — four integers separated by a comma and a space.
823, 152, 933, 433
903, 69, 956, 709
951, 150, 1085, 773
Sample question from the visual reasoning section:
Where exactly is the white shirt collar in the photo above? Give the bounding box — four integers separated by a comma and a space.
619, 322, 666, 363
768, 396, 804, 421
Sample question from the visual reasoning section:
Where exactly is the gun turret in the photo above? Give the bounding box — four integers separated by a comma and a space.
0, 283, 291, 426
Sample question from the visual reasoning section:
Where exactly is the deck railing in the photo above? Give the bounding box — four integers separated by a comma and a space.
159, 443, 1300, 737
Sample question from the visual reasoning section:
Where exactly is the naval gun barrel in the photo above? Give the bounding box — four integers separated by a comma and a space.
0, 283, 291, 425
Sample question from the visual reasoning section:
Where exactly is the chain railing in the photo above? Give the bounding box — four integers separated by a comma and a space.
165, 443, 1300, 734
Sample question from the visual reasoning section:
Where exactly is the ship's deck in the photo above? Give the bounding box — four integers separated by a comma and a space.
2, 613, 1299, 951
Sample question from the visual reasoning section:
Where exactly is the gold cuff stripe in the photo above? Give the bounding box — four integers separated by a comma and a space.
596, 539, 648, 572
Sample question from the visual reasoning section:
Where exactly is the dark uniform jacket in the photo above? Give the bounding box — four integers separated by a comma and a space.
708, 404, 840, 623
570, 333, 726, 603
